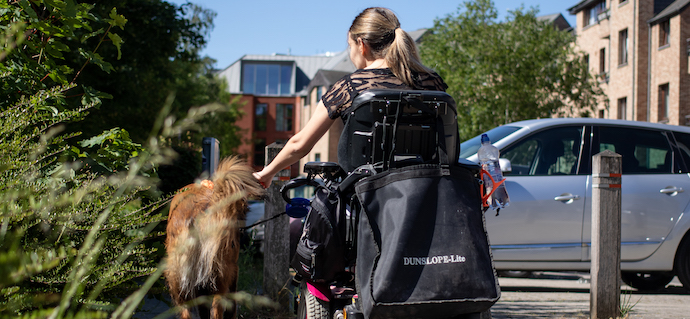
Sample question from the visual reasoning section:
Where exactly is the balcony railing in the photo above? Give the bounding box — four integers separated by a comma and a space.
597, 72, 609, 84
597, 10, 610, 22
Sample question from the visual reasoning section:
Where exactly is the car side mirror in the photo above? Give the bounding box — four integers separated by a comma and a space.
499, 158, 512, 174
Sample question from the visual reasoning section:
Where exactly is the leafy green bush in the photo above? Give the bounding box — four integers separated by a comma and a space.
0, 81, 227, 317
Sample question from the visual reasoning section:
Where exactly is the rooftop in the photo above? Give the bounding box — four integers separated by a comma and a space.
567, 0, 601, 15
537, 13, 573, 31
649, 0, 690, 24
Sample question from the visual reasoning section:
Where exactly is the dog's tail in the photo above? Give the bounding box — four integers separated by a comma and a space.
175, 156, 264, 297
210, 156, 265, 217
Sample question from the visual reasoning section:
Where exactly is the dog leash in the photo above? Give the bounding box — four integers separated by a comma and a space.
240, 211, 287, 231
192, 179, 285, 231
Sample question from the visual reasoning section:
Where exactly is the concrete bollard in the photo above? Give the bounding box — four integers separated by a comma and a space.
590, 150, 622, 319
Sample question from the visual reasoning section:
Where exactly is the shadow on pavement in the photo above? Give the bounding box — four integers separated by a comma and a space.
490, 302, 589, 319
499, 286, 590, 294
630, 285, 690, 295
498, 271, 690, 295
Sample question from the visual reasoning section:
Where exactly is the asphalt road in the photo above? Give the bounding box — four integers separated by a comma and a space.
492, 272, 690, 319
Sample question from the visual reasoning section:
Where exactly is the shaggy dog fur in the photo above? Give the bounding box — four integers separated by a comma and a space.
164, 157, 263, 319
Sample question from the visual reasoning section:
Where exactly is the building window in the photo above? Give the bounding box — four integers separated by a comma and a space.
658, 83, 669, 122
254, 103, 267, 132
617, 97, 627, 120
314, 153, 321, 162
254, 138, 266, 166
276, 104, 293, 131
316, 86, 323, 103
584, 54, 590, 72
619, 29, 628, 65
599, 48, 606, 74
584, 0, 606, 27
598, 109, 605, 118
242, 63, 292, 95
659, 20, 670, 47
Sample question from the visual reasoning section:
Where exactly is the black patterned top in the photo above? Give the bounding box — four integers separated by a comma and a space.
321, 68, 448, 120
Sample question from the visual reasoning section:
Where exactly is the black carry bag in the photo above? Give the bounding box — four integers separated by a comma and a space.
291, 185, 347, 283
354, 164, 500, 319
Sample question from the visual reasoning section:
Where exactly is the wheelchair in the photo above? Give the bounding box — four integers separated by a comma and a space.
281, 90, 499, 319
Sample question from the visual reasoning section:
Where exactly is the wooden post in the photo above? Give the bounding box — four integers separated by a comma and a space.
263, 142, 292, 308
590, 150, 622, 319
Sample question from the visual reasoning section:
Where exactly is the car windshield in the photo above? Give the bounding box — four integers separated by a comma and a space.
459, 125, 521, 158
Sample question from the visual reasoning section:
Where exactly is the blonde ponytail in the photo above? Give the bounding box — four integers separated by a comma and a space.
385, 27, 432, 87
349, 7, 432, 87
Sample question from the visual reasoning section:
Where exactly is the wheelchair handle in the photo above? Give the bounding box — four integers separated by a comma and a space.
280, 178, 321, 203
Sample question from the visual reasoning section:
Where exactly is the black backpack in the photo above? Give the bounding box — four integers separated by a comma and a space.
291, 185, 348, 282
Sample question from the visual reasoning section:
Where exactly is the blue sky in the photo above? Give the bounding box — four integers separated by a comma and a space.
167, 1, 579, 70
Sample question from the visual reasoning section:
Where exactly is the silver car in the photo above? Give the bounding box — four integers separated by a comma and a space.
461, 118, 690, 291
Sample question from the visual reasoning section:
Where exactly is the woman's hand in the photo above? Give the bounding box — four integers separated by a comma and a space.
253, 171, 272, 189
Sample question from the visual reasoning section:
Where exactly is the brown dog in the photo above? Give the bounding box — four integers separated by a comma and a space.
164, 157, 263, 319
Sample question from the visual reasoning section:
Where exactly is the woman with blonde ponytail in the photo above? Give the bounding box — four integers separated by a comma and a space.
253, 7, 447, 187
348, 7, 436, 87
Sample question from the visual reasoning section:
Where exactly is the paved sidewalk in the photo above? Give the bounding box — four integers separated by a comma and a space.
491, 272, 690, 319
137, 272, 690, 318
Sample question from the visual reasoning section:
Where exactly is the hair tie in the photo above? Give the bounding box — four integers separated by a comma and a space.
383, 28, 397, 45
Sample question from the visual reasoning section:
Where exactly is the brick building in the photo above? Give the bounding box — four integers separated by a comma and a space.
568, 0, 690, 124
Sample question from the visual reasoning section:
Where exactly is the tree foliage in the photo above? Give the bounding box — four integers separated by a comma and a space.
0, 0, 125, 111
62, 0, 244, 148
421, 0, 606, 140
2, 0, 245, 193
1, 0, 244, 149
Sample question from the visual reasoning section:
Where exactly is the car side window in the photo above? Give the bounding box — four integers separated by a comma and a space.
502, 127, 583, 176
669, 132, 690, 173
598, 127, 672, 174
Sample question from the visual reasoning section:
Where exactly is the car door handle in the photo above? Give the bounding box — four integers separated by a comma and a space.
554, 194, 581, 203
660, 186, 684, 195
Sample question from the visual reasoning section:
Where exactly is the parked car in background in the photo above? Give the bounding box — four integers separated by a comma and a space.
244, 200, 265, 253
461, 118, 690, 291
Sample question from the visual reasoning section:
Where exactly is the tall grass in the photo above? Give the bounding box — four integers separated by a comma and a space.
619, 289, 641, 318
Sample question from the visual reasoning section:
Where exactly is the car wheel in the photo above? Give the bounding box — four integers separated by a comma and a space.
675, 236, 690, 292
621, 271, 674, 291
296, 282, 330, 319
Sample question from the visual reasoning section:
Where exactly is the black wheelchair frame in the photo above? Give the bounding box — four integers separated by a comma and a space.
279, 90, 492, 319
